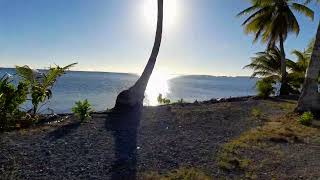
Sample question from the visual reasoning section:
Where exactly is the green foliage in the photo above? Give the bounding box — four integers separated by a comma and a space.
239, 0, 314, 95
244, 46, 313, 94
238, 0, 313, 47
72, 99, 92, 122
244, 47, 283, 80
251, 108, 262, 118
0, 75, 30, 131
288, 38, 320, 91
16, 63, 76, 114
298, 112, 314, 126
157, 94, 171, 104
142, 168, 211, 180
256, 78, 275, 98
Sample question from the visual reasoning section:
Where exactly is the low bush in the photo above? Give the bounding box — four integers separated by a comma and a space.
0, 75, 31, 131
16, 63, 76, 114
72, 99, 92, 122
157, 94, 171, 104
298, 112, 314, 126
256, 78, 275, 98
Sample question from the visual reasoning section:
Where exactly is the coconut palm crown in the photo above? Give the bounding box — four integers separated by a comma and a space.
238, 0, 314, 95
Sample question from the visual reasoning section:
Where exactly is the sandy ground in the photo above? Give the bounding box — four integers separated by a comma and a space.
0, 97, 310, 179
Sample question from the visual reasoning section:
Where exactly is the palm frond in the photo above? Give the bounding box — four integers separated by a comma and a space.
42, 63, 77, 88
291, 3, 314, 20
15, 65, 37, 84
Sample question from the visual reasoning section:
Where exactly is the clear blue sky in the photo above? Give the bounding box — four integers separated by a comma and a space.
0, 0, 319, 76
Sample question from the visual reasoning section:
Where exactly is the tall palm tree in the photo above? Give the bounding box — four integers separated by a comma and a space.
238, 0, 314, 95
296, 0, 320, 112
114, 0, 163, 110
244, 47, 300, 93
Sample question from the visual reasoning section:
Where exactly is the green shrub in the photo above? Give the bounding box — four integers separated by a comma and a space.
72, 99, 92, 122
256, 79, 275, 98
251, 108, 262, 118
298, 112, 314, 126
157, 93, 171, 104
16, 63, 76, 114
0, 75, 30, 131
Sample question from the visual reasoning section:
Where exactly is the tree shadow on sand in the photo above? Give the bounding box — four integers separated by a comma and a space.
46, 121, 81, 141
105, 105, 142, 180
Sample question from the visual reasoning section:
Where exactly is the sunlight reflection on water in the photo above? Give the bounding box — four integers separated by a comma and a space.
144, 72, 177, 106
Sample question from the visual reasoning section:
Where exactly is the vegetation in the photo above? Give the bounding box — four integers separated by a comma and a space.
245, 39, 316, 95
256, 78, 275, 98
298, 111, 314, 126
157, 94, 171, 104
16, 63, 76, 114
142, 168, 211, 180
0, 63, 75, 132
72, 99, 93, 122
217, 113, 320, 178
238, 0, 314, 95
296, 0, 320, 112
0, 75, 30, 131
251, 107, 262, 118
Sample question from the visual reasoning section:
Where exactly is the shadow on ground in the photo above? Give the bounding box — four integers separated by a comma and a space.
105, 106, 142, 180
46, 121, 81, 141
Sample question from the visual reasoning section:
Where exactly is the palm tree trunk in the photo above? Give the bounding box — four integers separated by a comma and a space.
295, 21, 320, 113
279, 34, 289, 95
114, 0, 163, 109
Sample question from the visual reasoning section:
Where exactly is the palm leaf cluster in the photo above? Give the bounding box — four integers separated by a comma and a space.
244, 47, 284, 81
245, 40, 314, 94
238, 0, 314, 95
16, 63, 77, 114
238, 0, 313, 47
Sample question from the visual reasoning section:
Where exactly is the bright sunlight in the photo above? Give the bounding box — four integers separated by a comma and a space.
141, 0, 179, 30
145, 71, 173, 106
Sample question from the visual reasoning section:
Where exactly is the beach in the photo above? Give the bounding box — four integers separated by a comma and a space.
1, 96, 319, 179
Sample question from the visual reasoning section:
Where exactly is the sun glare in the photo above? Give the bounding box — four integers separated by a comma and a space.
145, 71, 173, 106
142, 0, 179, 30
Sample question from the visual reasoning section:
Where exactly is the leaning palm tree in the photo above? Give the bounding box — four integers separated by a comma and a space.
296, 0, 320, 112
238, 0, 314, 95
114, 0, 163, 109
296, 29, 320, 112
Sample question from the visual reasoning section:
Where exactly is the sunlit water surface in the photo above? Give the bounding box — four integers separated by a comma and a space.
0, 68, 258, 113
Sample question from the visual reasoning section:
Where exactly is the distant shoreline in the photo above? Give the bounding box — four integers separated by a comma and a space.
0, 67, 253, 78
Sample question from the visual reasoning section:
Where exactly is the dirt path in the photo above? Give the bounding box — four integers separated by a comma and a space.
0, 98, 295, 179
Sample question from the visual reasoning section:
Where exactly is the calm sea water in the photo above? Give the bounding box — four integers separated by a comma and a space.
0, 68, 258, 113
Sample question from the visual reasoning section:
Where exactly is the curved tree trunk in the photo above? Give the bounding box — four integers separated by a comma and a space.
296, 21, 320, 113
114, 0, 163, 110
279, 34, 289, 95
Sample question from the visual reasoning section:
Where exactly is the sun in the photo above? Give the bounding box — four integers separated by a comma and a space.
141, 0, 179, 30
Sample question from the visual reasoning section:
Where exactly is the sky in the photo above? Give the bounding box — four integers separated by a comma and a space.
0, 0, 319, 76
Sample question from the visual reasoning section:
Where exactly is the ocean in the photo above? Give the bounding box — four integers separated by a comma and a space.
0, 68, 258, 113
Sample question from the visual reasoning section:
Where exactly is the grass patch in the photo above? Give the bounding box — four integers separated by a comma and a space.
141, 168, 211, 180
251, 108, 262, 118
216, 113, 320, 179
